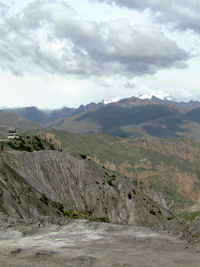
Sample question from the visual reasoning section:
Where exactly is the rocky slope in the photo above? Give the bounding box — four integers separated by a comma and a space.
28, 129, 200, 211
0, 150, 175, 230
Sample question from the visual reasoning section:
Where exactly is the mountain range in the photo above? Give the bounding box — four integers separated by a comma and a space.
0, 101, 104, 124
1, 95, 200, 140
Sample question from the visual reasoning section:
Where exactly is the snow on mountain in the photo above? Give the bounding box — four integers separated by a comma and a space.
103, 93, 173, 105
103, 97, 120, 105
138, 92, 173, 101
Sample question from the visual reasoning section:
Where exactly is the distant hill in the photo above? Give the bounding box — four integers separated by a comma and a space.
0, 111, 40, 129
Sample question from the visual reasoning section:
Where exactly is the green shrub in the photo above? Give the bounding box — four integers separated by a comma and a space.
107, 179, 113, 186
106, 173, 116, 186
179, 211, 200, 222
7, 142, 18, 150
63, 210, 88, 219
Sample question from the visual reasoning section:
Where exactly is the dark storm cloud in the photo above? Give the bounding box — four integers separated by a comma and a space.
0, 0, 189, 77
91, 0, 200, 33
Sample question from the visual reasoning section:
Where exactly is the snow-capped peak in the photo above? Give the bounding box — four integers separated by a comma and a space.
138, 92, 173, 101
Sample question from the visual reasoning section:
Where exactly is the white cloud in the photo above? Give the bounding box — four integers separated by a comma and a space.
92, 0, 200, 33
0, 0, 189, 78
0, 0, 199, 108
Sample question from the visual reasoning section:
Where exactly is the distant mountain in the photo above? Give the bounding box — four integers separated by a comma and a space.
0, 111, 40, 129
2, 96, 200, 139
2, 107, 50, 124
185, 107, 200, 124
47, 96, 200, 140
1, 102, 104, 124
147, 96, 200, 110
78, 101, 104, 111
46, 107, 76, 122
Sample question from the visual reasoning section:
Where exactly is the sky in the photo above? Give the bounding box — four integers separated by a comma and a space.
0, 0, 200, 108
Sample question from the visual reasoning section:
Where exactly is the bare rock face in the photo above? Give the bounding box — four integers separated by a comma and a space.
0, 151, 174, 229
0, 157, 67, 225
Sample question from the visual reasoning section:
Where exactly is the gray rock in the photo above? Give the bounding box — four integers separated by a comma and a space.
0, 151, 175, 229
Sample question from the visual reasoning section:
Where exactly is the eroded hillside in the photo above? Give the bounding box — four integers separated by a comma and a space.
0, 150, 174, 229
28, 130, 200, 211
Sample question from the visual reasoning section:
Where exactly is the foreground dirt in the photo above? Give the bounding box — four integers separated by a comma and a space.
0, 220, 199, 267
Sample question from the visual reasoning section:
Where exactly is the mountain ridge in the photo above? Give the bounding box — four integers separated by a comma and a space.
2, 96, 200, 140
0, 111, 40, 129
47, 99, 200, 140
2, 95, 200, 124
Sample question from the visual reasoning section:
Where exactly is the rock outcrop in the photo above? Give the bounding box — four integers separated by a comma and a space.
0, 151, 174, 229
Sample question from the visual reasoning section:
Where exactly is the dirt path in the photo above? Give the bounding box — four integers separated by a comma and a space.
0, 220, 199, 267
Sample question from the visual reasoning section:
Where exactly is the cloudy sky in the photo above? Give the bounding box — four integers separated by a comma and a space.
0, 0, 199, 108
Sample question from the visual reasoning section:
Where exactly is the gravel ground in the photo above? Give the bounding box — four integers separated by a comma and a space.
0, 220, 199, 267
